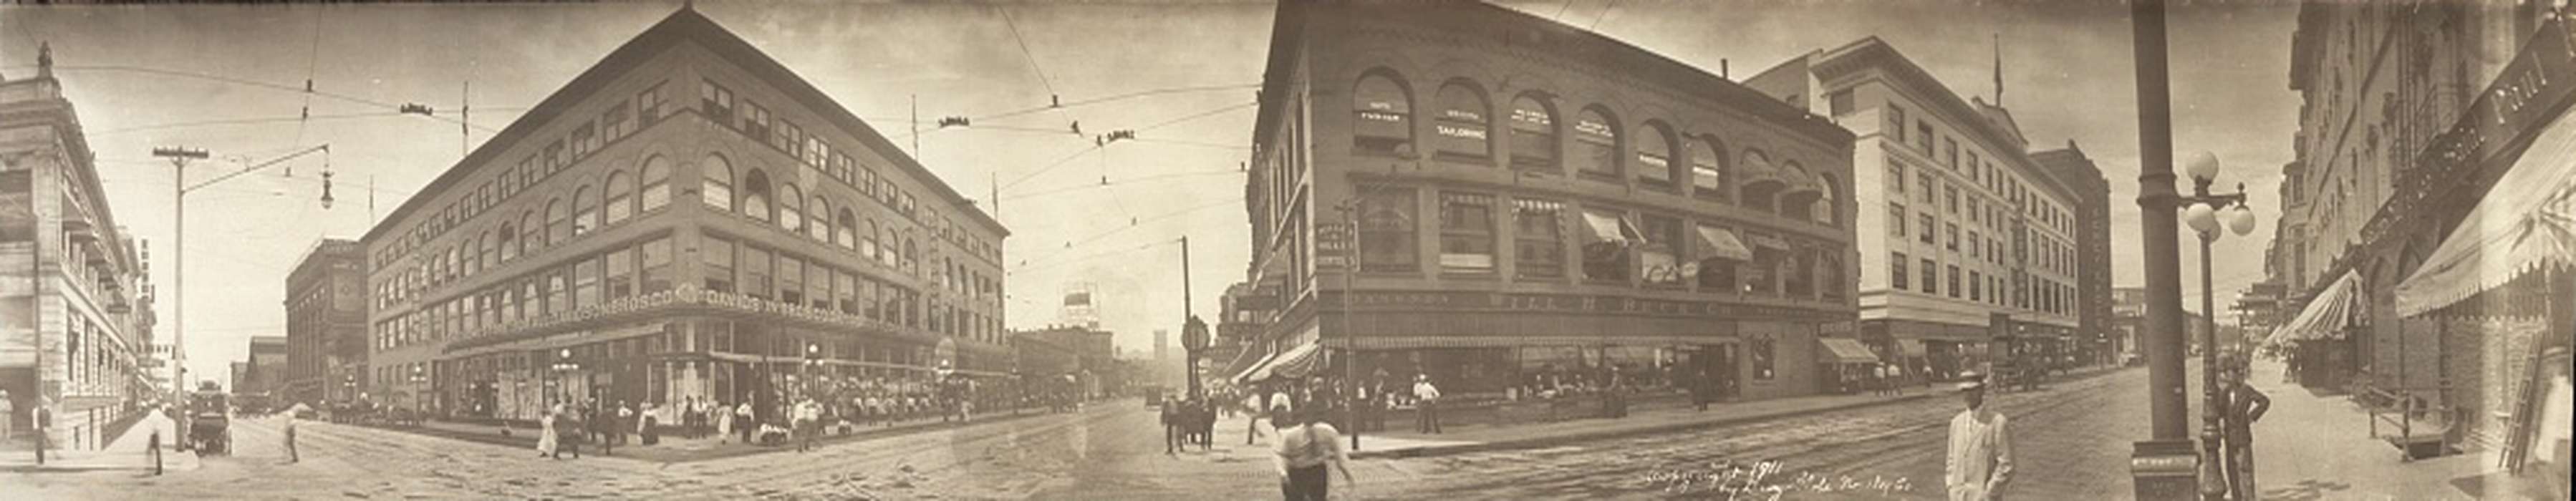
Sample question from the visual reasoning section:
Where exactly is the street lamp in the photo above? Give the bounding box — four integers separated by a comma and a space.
2179, 151, 2258, 500
551, 349, 579, 409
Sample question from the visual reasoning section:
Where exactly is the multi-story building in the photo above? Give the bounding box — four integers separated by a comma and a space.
284, 238, 367, 406
1211, 281, 1276, 383
358, 6, 1008, 422
2031, 142, 2115, 366
239, 335, 286, 396
1240, 1, 1858, 401
0, 47, 160, 446
1752, 37, 2093, 381
2269, 1, 2570, 457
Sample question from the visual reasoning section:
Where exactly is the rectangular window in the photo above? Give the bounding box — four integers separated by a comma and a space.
604, 246, 635, 300
1968, 230, 1981, 258
700, 80, 734, 123
544, 141, 565, 175
1891, 252, 1909, 290
1919, 213, 1935, 243
1888, 203, 1908, 236
1921, 258, 1938, 293
572, 256, 599, 309
1946, 186, 1960, 213
702, 237, 735, 293
1437, 193, 1497, 274
604, 100, 632, 139
1582, 208, 1632, 283
1916, 121, 1934, 151
1640, 214, 1682, 286
778, 256, 806, 307
545, 270, 567, 316
1948, 264, 1962, 298
777, 121, 804, 157
804, 135, 826, 167
1752, 336, 1776, 380
743, 101, 771, 138
741, 246, 772, 301
1947, 223, 1959, 251
1357, 187, 1418, 273
834, 268, 858, 314
638, 83, 665, 123
1920, 174, 1937, 203
1944, 137, 1959, 169
571, 122, 597, 159
1966, 152, 1981, 179
1887, 105, 1908, 143
1515, 199, 1566, 279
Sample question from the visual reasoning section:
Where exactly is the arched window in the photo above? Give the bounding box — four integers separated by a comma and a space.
809, 196, 831, 241
1432, 80, 1490, 160
1573, 107, 1619, 179
1739, 150, 1780, 213
865, 219, 884, 262
518, 210, 541, 253
604, 170, 633, 225
1813, 173, 1840, 226
778, 183, 804, 232
545, 199, 567, 244
742, 169, 773, 223
1351, 72, 1413, 155
571, 186, 595, 236
641, 156, 672, 213
700, 155, 734, 211
1508, 94, 1558, 172
836, 210, 858, 250
1636, 121, 1677, 188
478, 230, 496, 271
903, 237, 919, 271
1691, 137, 1725, 201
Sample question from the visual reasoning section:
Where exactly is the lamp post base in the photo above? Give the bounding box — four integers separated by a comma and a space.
2131, 439, 2203, 500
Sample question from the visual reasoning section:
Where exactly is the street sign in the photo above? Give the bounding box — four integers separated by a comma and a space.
1182, 315, 1210, 351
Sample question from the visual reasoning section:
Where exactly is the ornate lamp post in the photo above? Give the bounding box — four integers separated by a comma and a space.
2181, 152, 2259, 500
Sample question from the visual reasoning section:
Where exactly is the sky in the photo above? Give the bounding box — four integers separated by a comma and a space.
1, 0, 2300, 389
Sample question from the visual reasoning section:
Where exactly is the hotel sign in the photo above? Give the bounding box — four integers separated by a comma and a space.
2426, 16, 2573, 172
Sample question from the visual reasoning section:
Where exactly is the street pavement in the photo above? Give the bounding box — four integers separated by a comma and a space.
4, 365, 2553, 500
0, 409, 199, 474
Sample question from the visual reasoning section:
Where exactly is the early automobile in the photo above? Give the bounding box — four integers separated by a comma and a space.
187, 386, 231, 455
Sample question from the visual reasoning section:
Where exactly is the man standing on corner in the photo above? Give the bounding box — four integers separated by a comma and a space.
1944, 371, 2012, 501
1412, 374, 1442, 434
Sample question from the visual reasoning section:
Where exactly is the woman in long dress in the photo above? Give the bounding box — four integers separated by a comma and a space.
536, 404, 561, 459
715, 400, 734, 444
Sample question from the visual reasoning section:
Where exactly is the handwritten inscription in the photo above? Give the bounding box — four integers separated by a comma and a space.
1640, 460, 1916, 500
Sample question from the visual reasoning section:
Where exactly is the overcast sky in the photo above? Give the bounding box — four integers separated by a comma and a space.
2, 0, 2297, 388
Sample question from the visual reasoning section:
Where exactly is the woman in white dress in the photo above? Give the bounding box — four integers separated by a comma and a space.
536, 404, 562, 459
715, 399, 735, 444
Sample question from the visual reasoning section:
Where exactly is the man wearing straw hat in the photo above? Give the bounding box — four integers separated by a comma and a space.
1944, 371, 2013, 501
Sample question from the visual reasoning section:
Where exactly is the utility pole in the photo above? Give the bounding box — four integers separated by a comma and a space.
151, 147, 207, 408
1180, 235, 1196, 399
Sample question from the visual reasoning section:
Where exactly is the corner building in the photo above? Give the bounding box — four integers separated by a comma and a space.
362, 8, 1007, 421
1750, 38, 2095, 381
1243, 1, 1859, 402
283, 238, 366, 406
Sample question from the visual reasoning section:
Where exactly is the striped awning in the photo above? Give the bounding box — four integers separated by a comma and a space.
2264, 271, 2362, 347
1695, 225, 1754, 261
2394, 107, 2576, 317
1230, 349, 1285, 384
1265, 341, 1326, 381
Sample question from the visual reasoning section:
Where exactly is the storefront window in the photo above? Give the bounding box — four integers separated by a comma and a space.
1513, 199, 1566, 278
1751, 336, 1776, 380
1358, 186, 1417, 273
1640, 215, 1682, 286
1438, 192, 1496, 274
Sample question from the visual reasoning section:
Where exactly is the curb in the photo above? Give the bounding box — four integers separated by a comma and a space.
1351, 366, 2133, 459
348, 408, 1063, 463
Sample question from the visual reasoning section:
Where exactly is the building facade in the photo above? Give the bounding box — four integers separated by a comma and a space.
1241, 1, 1859, 401
240, 335, 286, 396
0, 49, 160, 446
1751, 38, 2094, 381
359, 7, 1007, 422
284, 238, 367, 406
2269, 1, 2571, 457
2031, 142, 2116, 365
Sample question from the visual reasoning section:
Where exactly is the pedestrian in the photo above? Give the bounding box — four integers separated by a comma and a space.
1272, 407, 1356, 501
1162, 398, 1182, 454
1412, 374, 1443, 434
735, 400, 756, 444
2222, 363, 2269, 501
1944, 372, 2012, 501
715, 399, 735, 444
1890, 363, 1907, 396
595, 402, 618, 457
281, 408, 300, 464
614, 401, 635, 447
0, 389, 12, 442
1245, 390, 1268, 445
640, 402, 661, 446
536, 404, 561, 459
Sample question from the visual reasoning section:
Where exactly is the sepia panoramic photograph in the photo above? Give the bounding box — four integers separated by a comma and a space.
0, 0, 2570, 499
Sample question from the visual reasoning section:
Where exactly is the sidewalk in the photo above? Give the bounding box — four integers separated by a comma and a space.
2244, 356, 2564, 500
357, 406, 1063, 463
1281, 365, 2129, 459
0, 411, 201, 473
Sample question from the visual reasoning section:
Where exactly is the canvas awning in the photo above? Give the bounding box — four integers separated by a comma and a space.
1695, 225, 1755, 261
1581, 212, 1629, 246
1742, 232, 1790, 252
1240, 341, 1324, 383
2393, 108, 2576, 317
2264, 271, 2362, 347
1818, 338, 1881, 364
1229, 350, 1283, 384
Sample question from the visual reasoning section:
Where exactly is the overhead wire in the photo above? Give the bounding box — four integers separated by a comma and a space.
1007, 195, 1242, 275
994, 100, 1255, 191
38, 64, 501, 133
995, 8, 1058, 102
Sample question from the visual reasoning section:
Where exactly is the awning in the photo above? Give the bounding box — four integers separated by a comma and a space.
1695, 225, 1755, 261
1742, 232, 1790, 251
2394, 107, 2576, 317
1266, 341, 1326, 380
1230, 350, 1283, 384
1818, 338, 1881, 364
1581, 212, 1629, 246
2264, 271, 2362, 347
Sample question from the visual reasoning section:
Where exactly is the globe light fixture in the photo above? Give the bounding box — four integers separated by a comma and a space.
2184, 203, 2219, 234
2226, 204, 2257, 236
2184, 150, 2221, 182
